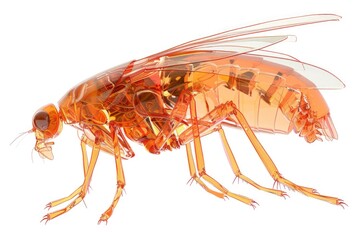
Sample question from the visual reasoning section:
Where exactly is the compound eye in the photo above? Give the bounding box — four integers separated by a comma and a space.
33, 111, 50, 131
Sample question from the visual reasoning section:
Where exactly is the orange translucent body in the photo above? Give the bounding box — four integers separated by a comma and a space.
30, 14, 345, 224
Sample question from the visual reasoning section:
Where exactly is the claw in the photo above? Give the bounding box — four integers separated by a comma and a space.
44, 202, 52, 211
98, 218, 108, 225
281, 192, 290, 200
40, 214, 50, 224
250, 200, 259, 210
98, 214, 109, 225
337, 199, 348, 209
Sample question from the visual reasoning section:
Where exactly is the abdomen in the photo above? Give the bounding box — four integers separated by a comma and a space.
190, 54, 326, 135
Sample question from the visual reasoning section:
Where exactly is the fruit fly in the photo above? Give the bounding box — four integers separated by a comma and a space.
28, 14, 346, 224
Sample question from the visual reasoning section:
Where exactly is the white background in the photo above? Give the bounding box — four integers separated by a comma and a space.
1, 0, 359, 239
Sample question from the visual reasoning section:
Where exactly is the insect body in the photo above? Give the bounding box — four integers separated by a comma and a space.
30, 14, 345, 224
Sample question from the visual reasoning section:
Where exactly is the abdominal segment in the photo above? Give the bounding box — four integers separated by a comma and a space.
188, 56, 306, 135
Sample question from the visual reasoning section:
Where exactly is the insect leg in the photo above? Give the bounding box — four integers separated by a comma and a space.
230, 102, 345, 206
185, 143, 225, 199
43, 135, 91, 210
189, 97, 257, 207
98, 124, 126, 224
81, 135, 89, 177
180, 102, 285, 197
42, 140, 100, 223
218, 127, 287, 197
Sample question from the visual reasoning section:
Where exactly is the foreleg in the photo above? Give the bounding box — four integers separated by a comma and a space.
42, 140, 100, 223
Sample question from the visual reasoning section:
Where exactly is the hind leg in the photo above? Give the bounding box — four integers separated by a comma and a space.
218, 127, 287, 197
229, 102, 345, 206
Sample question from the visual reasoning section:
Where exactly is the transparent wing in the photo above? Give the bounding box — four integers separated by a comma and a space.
141, 49, 344, 89
145, 35, 295, 69
145, 14, 340, 59
247, 50, 345, 89
138, 14, 342, 89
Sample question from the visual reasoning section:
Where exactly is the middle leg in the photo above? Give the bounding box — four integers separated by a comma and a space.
186, 143, 225, 199
180, 101, 286, 197
98, 124, 126, 224
189, 97, 257, 207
